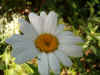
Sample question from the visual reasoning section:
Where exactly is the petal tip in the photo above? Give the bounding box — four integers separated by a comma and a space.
48, 11, 57, 17
40, 11, 47, 15
28, 12, 37, 17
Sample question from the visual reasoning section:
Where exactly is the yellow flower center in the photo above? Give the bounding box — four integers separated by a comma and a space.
35, 34, 59, 53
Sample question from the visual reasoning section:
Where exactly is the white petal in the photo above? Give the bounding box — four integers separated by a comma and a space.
48, 53, 60, 74
6, 34, 24, 44
6, 34, 40, 64
40, 11, 47, 19
57, 31, 83, 57
38, 53, 49, 75
58, 32, 83, 45
44, 11, 57, 34
56, 25, 75, 36
28, 12, 44, 34
40, 11, 47, 33
55, 24, 64, 35
14, 48, 39, 64
12, 38, 39, 56
59, 45, 83, 57
54, 50, 72, 67
18, 18, 37, 39
57, 31, 75, 37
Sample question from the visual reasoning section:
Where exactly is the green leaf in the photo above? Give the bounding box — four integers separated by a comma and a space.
90, 46, 96, 55
21, 63, 34, 74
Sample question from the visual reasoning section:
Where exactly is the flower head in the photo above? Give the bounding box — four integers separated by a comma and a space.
6, 11, 83, 75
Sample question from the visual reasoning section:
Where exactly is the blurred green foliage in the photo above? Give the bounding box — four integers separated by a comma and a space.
0, 0, 100, 75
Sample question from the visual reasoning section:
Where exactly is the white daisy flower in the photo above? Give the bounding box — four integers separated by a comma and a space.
6, 11, 83, 75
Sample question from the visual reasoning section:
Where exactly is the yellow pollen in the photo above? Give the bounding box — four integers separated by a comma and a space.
35, 33, 59, 53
